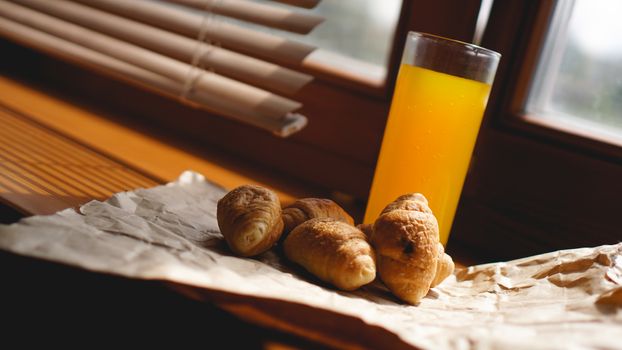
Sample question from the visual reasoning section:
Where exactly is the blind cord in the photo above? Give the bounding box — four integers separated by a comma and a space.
179, 0, 224, 106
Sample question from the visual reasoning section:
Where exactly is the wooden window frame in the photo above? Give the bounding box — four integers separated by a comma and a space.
483, 0, 622, 161
449, 0, 622, 262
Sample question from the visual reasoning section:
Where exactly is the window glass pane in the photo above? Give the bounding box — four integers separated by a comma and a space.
249, 0, 402, 82
257, 0, 402, 66
526, 0, 622, 141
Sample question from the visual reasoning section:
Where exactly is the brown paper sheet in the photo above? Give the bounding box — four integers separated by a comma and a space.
0, 171, 620, 349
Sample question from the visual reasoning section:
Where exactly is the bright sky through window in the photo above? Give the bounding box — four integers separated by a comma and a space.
569, 0, 622, 58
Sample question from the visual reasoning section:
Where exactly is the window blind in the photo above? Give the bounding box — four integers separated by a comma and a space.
0, 0, 324, 137
272, 0, 320, 9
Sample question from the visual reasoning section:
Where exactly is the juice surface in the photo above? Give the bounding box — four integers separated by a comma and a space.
364, 64, 492, 245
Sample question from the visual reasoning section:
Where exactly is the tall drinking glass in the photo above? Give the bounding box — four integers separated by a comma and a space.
364, 32, 500, 246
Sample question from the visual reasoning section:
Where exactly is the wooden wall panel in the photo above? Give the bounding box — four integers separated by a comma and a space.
451, 129, 622, 261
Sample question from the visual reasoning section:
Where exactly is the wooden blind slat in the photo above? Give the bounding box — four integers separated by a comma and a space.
165, 0, 324, 34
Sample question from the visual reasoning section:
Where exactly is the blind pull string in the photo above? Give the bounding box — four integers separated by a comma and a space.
179, 0, 224, 107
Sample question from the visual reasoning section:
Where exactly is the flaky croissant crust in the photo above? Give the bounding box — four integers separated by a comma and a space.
284, 218, 375, 291
217, 185, 283, 257
282, 198, 354, 237
372, 193, 440, 304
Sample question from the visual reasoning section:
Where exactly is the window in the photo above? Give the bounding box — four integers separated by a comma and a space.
524, 0, 622, 146
229, 0, 403, 86
259, 0, 401, 65
446, 0, 622, 261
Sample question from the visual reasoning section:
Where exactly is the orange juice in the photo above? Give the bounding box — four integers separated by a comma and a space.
364, 64, 492, 245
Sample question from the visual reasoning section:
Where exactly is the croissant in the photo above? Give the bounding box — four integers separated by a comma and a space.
284, 218, 376, 291
371, 193, 440, 304
380, 193, 433, 215
217, 185, 283, 257
282, 198, 354, 238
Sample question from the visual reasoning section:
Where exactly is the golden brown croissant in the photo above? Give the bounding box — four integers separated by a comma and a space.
284, 218, 376, 291
371, 193, 440, 304
216, 185, 283, 257
380, 193, 433, 216
282, 198, 354, 237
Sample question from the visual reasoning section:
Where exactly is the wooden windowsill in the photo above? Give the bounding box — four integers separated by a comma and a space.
0, 74, 321, 214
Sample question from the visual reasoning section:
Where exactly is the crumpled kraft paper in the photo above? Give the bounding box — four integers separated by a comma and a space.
0, 171, 620, 349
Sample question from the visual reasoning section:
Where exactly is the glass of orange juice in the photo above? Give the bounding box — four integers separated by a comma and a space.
364, 32, 500, 246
